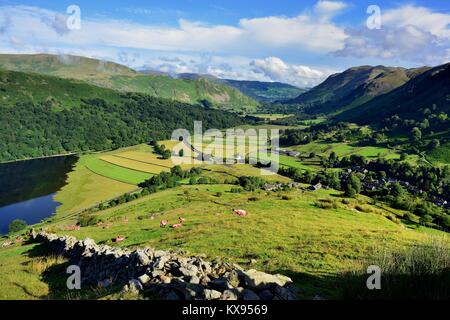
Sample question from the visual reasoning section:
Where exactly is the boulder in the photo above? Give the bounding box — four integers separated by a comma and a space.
241, 269, 292, 289
203, 289, 222, 300
138, 274, 151, 285
136, 249, 150, 265
243, 289, 261, 300
258, 289, 274, 300
221, 289, 239, 300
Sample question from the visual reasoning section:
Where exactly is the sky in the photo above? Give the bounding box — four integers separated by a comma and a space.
0, 0, 449, 87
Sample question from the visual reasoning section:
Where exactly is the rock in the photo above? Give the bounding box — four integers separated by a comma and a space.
165, 291, 181, 300
199, 275, 210, 286
210, 277, 232, 291
138, 274, 151, 285
128, 279, 143, 293
226, 270, 241, 288
204, 289, 222, 300
221, 289, 239, 300
258, 290, 274, 300
242, 269, 292, 289
189, 275, 200, 284
179, 265, 199, 278
151, 270, 165, 278
159, 275, 172, 284
243, 289, 260, 300
153, 256, 169, 270
136, 250, 150, 265
274, 285, 297, 300
154, 250, 167, 258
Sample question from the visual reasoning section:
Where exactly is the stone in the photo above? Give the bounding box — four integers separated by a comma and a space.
210, 277, 232, 291
258, 290, 274, 300
165, 291, 181, 300
128, 279, 143, 293
274, 286, 297, 300
138, 274, 151, 285
151, 270, 165, 278
154, 250, 167, 258
159, 275, 172, 284
189, 275, 200, 284
243, 289, 260, 300
221, 289, 239, 300
242, 269, 292, 289
136, 250, 150, 265
226, 270, 241, 288
179, 265, 199, 278
203, 289, 222, 300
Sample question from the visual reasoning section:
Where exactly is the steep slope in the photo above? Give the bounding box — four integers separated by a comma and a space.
171, 73, 307, 103
0, 68, 123, 108
0, 69, 245, 161
284, 65, 429, 115
337, 63, 450, 125
0, 54, 258, 112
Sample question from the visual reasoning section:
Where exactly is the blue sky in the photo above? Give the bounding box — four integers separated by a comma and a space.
0, 0, 449, 86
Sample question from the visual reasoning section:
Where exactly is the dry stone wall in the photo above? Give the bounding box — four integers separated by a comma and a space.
31, 231, 297, 300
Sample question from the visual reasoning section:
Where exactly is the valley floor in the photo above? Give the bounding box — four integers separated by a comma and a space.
1, 136, 449, 300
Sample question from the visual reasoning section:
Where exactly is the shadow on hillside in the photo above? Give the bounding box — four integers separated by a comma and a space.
22, 244, 125, 300
20, 244, 450, 300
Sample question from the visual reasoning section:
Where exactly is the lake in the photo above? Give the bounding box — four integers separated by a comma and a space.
0, 155, 78, 235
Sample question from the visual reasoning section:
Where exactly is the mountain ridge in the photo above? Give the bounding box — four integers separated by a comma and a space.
0, 53, 258, 112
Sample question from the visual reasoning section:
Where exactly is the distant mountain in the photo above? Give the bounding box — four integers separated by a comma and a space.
337, 63, 450, 125
216, 79, 308, 103
283, 65, 430, 115
0, 54, 258, 112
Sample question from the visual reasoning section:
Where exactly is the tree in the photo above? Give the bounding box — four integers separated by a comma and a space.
344, 174, 361, 197
411, 127, 422, 142
178, 149, 184, 157
8, 219, 27, 234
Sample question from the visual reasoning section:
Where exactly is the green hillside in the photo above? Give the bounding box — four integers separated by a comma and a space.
0, 69, 246, 161
284, 65, 429, 115
0, 54, 258, 112
0, 68, 123, 108
337, 63, 450, 125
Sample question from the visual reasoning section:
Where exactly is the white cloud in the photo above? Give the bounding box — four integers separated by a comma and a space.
250, 57, 332, 87
335, 5, 450, 65
314, 1, 348, 21
240, 14, 347, 52
0, 4, 347, 55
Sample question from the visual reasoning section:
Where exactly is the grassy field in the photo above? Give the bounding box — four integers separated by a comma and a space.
3, 184, 448, 299
287, 141, 417, 162
428, 142, 450, 164
251, 114, 295, 120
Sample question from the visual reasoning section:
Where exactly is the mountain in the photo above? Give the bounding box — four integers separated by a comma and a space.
0, 54, 258, 112
163, 72, 307, 103
216, 79, 308, 103
0, 68, 123, 108
337, 63, 450, 125
283, 65, 429, 114
0, 68, 246, 161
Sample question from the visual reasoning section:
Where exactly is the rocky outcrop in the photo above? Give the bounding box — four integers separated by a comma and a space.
31, 231, 297, 300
